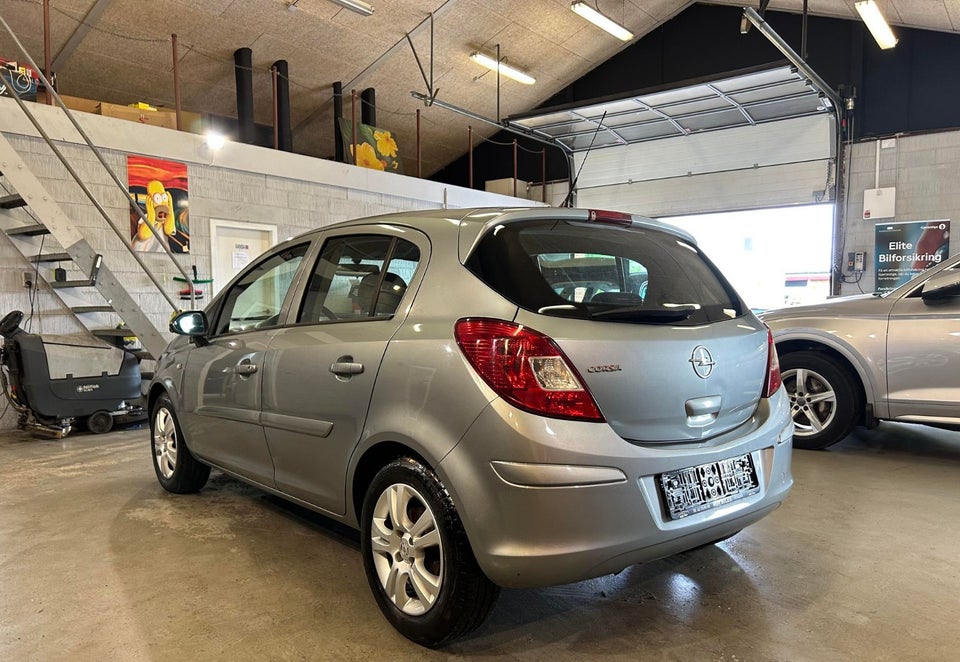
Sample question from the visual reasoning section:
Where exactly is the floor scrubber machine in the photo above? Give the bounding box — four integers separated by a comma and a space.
0, 310, 144, 438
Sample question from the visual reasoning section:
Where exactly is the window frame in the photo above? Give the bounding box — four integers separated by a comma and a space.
292, 227, 428, 328
208, 241, 313, 338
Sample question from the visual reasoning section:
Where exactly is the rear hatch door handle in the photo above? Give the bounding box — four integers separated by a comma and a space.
685, 395, 721, 427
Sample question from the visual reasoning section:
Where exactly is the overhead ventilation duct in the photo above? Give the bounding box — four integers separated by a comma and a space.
234, 47, 255, 144
361, 87, 376, 126
273, 59, 292, 151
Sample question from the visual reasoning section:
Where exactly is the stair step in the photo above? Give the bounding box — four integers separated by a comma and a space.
0, 193, 26, 209
50, 279, 93, 288
128, 349, 155, 361
5, 223, 49, 236
92, 327, 136, 337
29, 252, 72, 263
71, 305, 114, 313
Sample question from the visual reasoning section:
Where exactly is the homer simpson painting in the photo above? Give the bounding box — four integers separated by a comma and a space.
127, 155, 190, 253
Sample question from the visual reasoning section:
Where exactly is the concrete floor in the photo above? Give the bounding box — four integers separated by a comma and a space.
1, 423, 958, 661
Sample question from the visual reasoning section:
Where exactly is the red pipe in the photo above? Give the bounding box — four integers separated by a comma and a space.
541, 149, 547, 203
513, 139, 518, 197
272, 66, 279, 150
43, 0, 51, 104
351, 89, 358, 164
416, 108, 422, 178
172, 34, 182, 130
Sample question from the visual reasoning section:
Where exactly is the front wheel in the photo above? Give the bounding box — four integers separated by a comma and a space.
150, 393, 210, 493
360, 457, 499, 647
780, 351, 862, 450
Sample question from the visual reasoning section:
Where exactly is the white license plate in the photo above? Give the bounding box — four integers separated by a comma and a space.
659, 453, 759, 520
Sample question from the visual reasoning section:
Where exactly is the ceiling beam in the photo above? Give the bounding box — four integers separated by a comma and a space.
51, 0, 114, 72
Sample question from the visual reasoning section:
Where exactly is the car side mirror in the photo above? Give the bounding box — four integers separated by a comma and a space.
170, 310, 209, 337
920, 269, 960, 302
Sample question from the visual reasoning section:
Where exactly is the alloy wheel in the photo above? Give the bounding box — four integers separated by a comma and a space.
154, 407, 178, 479
782, 367, 837, 437
369, 483, 444, 616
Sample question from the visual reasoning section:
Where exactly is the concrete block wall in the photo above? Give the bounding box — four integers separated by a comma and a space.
0, 97, 537, 431
838, 130, 960, 296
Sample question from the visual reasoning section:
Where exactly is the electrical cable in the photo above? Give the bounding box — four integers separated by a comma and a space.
24, 233, 45, 334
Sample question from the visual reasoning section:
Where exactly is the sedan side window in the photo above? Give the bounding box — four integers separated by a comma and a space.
298, 235, 421, 323
213, 244, 309, 335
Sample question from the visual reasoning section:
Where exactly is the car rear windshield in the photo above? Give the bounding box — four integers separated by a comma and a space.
466, 219, 744, 325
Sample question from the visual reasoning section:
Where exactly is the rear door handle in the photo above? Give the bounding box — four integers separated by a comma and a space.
330, 360, 364, 376
235, 362, 258, 376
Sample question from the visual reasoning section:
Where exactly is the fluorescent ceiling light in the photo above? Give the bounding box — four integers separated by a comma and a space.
327, 0, 374, 16
855, 1, 897, 49
469, 52, 536, 85
571, 2, 634, 41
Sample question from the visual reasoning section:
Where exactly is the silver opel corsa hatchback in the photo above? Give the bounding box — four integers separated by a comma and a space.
149, 207, 793, 646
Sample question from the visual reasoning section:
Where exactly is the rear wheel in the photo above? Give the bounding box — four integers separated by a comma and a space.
780, 351, 861, 450
150, 393, 210, 493
86, 410, 114, 434
361, 457, 499, 647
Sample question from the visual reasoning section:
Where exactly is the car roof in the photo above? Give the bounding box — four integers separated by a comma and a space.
279, 207, 697, 254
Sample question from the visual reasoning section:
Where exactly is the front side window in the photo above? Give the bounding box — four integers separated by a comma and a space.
466, 220, 743, 325
297, 234, 421, 324
214, 244, 308, 335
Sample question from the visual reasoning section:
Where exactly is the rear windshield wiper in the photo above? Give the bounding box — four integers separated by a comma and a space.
587, 305, 695, 322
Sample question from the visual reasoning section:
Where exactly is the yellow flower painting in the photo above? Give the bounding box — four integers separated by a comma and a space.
374, 130, 398, 158
353, 142, 386, 171
339, 118, 403, 174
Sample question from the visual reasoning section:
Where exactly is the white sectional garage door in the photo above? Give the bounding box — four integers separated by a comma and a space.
510, 65, 837, 217
575, 114, 834, 216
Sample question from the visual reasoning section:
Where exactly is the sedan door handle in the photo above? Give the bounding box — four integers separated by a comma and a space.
329, 360, 364, 376
235, 363, 258, 376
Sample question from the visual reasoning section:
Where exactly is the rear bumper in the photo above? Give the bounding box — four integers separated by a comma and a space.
437, 387, 794, 588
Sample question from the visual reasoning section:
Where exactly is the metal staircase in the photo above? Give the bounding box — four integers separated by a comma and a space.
0, 16, 194, 363
0, 134, 168, 359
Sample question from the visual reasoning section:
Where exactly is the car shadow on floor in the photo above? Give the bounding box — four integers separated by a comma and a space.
825, 421, 960, 463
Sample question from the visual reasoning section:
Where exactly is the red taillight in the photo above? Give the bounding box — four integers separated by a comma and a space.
762, 327, 782, 398
587, 209, 633, 226
454, 318, 604, 422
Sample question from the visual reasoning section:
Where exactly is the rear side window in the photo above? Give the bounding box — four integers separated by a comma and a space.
297, 234, 421, 323
466, 220, 743, 325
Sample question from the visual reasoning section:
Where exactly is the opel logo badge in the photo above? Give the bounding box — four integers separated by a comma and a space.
689, 345, 715, 379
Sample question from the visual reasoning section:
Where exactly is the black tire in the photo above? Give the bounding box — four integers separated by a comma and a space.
779, 351, 862, 450
360, 457, 499, 647
86, 410, 114, 434
150, 393, 210, 493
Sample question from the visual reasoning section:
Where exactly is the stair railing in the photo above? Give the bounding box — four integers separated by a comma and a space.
0, 14, 194, 312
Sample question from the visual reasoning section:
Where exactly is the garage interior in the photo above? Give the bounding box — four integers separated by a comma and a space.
2, 0, 959, 658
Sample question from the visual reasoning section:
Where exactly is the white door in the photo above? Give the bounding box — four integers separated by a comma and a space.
210, 219, 277, 296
